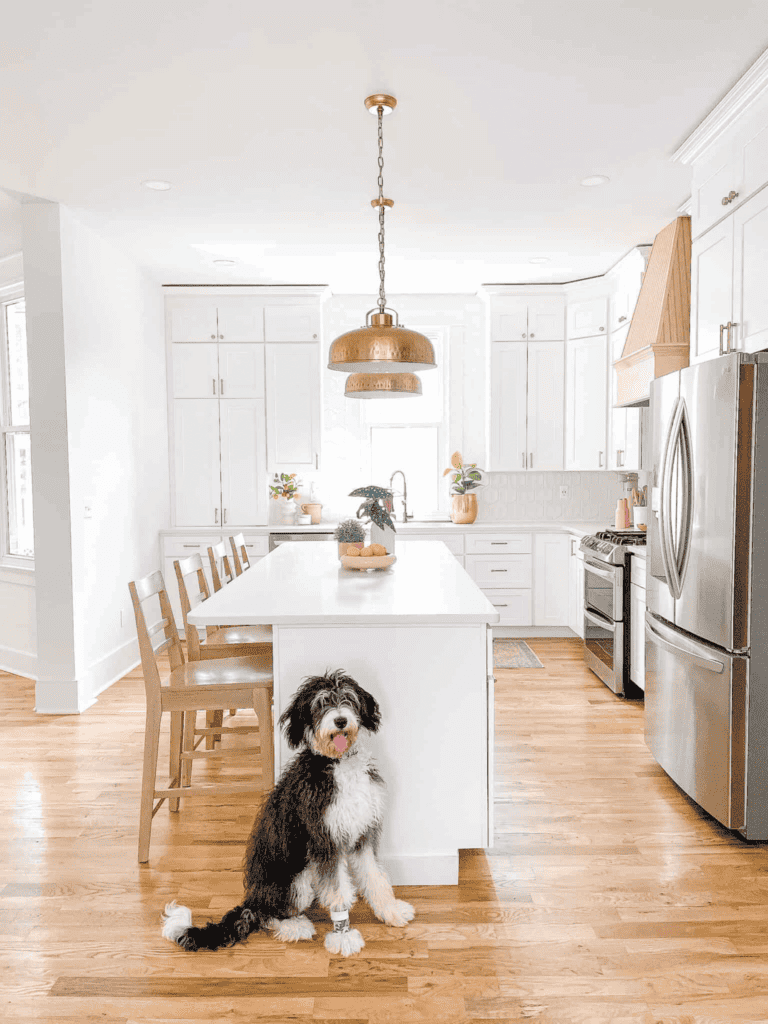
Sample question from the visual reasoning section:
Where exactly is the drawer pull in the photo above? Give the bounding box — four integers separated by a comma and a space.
490, 568, 508, 572
490, 541, 508, 545
492, 603, 508, 607
183, 544, 201, 548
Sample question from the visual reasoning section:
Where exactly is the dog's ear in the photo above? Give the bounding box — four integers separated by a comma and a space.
278, 682, 314, 749
356, 685, 381, 734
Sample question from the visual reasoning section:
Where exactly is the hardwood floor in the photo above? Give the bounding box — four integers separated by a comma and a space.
3, 638, 768, 1022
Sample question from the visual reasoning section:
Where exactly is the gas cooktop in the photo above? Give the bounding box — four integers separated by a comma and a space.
580, 527, 647, 564
596, 528, 647, 545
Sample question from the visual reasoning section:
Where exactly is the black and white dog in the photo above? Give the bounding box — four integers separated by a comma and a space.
161, 670, 414, 956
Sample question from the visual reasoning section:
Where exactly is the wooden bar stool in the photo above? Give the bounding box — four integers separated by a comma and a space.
208, 539, 237, 593
229, 532, 252, 576
128, 570, 274, 863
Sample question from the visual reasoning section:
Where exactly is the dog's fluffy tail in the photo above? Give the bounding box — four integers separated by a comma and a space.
161, 900, 263, 951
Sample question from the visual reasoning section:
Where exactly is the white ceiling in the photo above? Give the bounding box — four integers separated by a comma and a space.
1, 0, 767, 291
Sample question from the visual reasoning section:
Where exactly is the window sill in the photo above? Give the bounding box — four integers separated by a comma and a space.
0, 563, 35, 586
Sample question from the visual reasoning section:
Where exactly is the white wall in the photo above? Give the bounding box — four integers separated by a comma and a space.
23, 201, 169, 712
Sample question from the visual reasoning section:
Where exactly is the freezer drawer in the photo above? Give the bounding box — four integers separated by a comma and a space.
644, 611, 746, 831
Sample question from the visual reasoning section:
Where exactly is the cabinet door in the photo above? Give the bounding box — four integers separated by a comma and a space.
265, 343, 320, 470
567, 297, 608, 340
215, 299, 264, 342
483, 588, 532, 626
219, 398, 268, 526
218, 344, 265, 398
569, 549, 585, 639
690, 218, 734, 364
173, 400, 221, 527
526, 341, 564, 471
168, 302, 219, 342
630, 582, 646, 689
171, 344, 219, 398
489, 343, 527, 471
565, 336, 607, 470
733, 187, 768, 354
527, 296, 566, 341
693, 156, 738, 239
490, 299, 528, 340
608, 408, 627, 472
533, 533, 570, 626
610, 260, 644, 331
264, 305, 321, 342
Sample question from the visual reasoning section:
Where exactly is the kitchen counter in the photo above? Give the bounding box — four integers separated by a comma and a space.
187, 540, 496, 886
164, 520, 607, 535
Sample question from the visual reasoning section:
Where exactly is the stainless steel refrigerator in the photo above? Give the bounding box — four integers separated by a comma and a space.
646, 351, 768, 840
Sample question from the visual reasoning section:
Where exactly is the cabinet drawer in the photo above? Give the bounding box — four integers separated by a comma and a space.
163, 535, 224, 558
482, 588, 532, 626
465, 534, 531, 555
465, 553, 532, 587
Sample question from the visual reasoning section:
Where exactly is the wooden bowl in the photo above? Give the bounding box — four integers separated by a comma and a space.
340, 554, 397, 572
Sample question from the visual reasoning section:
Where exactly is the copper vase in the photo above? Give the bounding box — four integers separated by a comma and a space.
450, 493, 478, 524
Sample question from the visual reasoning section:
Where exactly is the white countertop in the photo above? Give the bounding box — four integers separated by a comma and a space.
163, 520, 607, 537
187, 540, 500, 626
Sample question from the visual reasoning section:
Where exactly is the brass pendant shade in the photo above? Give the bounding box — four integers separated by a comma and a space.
329, 311, 436, 373
330, 94, 437, 395
344, 372, 422, 399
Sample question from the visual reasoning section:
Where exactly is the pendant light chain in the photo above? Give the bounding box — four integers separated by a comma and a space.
377, 105, 387, 313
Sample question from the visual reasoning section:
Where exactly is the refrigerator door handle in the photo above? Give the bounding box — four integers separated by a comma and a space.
660, 397, 693, 600
645, 617, 725, 674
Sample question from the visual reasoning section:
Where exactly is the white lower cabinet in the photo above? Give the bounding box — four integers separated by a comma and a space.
533, 533, 570, 626
568, 538, 585, 638
484, 588, 533, 626
465, 534, 533, 626
162, 535, 224, 629
630, 555, 647, 690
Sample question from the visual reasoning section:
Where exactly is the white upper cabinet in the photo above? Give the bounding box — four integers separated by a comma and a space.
565, 335, 607, 470
567, 297, 607, 339
168, 298, 264, 342
172, 344, 219, 398
489, 341, 564, 471
264, 304, 321, 342
609, 253, 646, 331
607, 322, 641, 472
218, 344, 265, 399
215, 298, 265, 341
690, 218, 734, 363
490, 296, 565, 341
265, 343, 321, 471
733, 185, 768, 354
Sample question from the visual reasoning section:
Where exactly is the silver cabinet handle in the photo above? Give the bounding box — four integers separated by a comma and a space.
212, 378, 217, 395
214, 509, 219, 524
223, 509, 227, 524
220, 378, 224, 394
183, 544, 202, 548
530, 333, 535, 338
210, 334, 216, 339
727, 321, 738, 352
522, 333, 527, 339
490, 541, 508, 545
721, 190, 739, 206
219, 334, 224, 339
599, 326, 605, 331
529, 452, 533, 468
719, 323, 727, 355
598, 450, 604, 467
490, 568, 508, 572
522, 452, 526, 469
618, 315, 627, 322
492, 603, 508, 607
617, 449, 624, 467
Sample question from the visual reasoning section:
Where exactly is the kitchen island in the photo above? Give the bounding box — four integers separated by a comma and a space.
187, 540, 499, 884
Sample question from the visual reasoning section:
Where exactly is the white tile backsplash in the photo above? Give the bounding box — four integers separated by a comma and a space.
476, 471, 630, 524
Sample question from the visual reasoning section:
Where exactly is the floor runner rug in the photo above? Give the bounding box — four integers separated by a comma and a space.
493, 639, 544, 669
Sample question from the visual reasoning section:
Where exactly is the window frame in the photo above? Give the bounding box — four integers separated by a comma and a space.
365, 328, 450, 518
0, 281, 34, 570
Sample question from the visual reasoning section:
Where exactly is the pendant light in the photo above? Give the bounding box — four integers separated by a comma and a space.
328, 94, 437, 396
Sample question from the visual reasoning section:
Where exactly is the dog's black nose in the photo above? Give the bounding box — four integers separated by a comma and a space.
334, 717, 347, 729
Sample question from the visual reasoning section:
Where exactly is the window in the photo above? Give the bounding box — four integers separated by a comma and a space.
1, 293, 34, 563
366, 331, 447, 518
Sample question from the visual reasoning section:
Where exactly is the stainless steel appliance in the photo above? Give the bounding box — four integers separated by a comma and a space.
646, 351, 768, 839
268, 531, 334, 552
580, 529, 646, 695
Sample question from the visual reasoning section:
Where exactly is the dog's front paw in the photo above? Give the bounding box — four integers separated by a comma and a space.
324, 927, 365, 956
379, 899, 415, 927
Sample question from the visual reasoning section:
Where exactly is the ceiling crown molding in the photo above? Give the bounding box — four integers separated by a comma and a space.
673, 48, 768, 165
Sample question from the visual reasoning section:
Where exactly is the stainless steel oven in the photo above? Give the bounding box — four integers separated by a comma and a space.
583, 554, 626, 695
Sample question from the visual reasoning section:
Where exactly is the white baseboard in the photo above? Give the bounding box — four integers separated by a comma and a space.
0, 643, 37, 680
379, 853, 459, 886
492, 626, 577, 639
35, 679, 95, 714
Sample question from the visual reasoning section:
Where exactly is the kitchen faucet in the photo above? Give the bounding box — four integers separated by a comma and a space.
389, 470, 413, 523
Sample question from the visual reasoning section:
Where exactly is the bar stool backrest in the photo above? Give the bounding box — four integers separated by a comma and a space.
208, 540, 235, 592
173, 554, 215, 659
229, 532, 251, 576
128, 571, 185, 705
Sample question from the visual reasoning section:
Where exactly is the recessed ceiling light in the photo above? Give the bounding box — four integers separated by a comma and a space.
213, 259, 236, 265
580, 175, 610, 187
142, 179, 172, 191
529, 256, 550, 264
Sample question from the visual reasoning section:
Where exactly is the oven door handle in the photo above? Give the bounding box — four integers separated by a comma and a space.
584, 560, 619, 582
584, 608, 617, 632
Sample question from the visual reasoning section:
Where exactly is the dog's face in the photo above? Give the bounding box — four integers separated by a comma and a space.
278, 670, 381, 758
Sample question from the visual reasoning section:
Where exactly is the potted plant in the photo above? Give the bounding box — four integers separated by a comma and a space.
334, 518, 366, 558
444, 451, 485, 524
349, 485, 397, 553
269, 472, 302, 524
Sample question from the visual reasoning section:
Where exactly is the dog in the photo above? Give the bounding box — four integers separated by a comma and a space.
161, 669, 415, 956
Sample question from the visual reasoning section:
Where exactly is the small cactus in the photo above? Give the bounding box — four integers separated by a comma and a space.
334, 519, 366, 543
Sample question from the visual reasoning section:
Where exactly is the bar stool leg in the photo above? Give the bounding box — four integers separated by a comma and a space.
169, 710, 183, 812
253, 689, 274, 789
181, 710, 196, 789
138, 702, 162, 864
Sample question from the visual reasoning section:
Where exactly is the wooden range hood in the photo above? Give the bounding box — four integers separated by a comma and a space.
614, 215, 691, 407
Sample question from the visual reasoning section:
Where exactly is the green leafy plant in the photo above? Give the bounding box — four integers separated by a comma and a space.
349, 484, 396, 532
443, 451, 485, 495
269, 472, 301, 501
334, 518, 366, 543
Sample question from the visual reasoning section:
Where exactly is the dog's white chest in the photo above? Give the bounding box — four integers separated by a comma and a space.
324, 753, 384, 847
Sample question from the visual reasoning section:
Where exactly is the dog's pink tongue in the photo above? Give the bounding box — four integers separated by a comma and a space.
333, 734, 348, 753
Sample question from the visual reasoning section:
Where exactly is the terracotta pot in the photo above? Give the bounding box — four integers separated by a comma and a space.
450, 493, 478, 524
338, 541, 365, 557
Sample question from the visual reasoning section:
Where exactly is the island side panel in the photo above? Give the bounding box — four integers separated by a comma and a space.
272, 623, 490, 886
